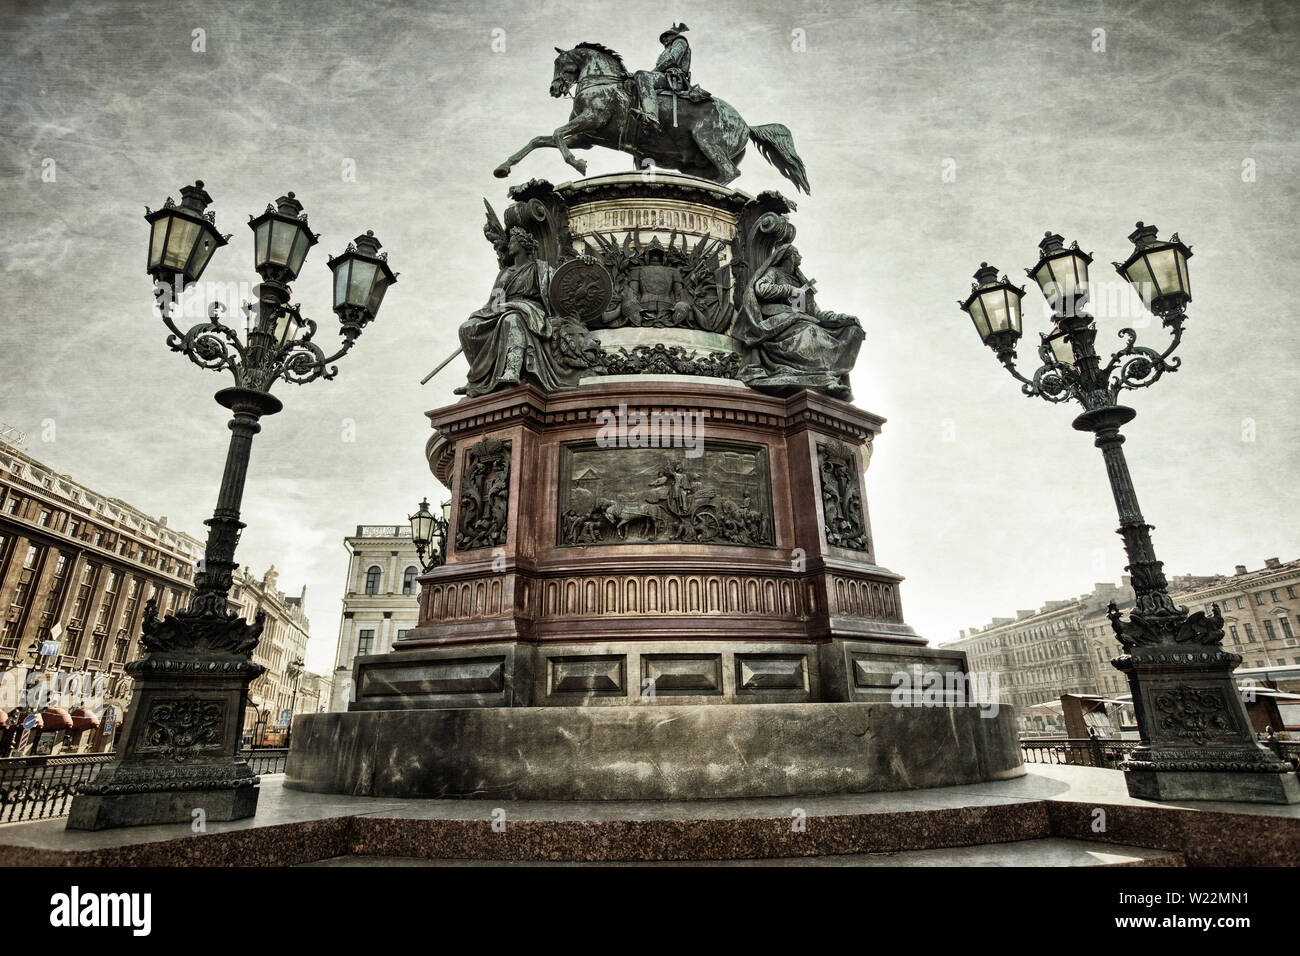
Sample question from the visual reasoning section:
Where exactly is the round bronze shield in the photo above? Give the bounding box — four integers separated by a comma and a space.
549, 257, 612, 322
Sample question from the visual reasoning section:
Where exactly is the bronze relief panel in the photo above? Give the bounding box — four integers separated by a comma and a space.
557, 439, 775, 548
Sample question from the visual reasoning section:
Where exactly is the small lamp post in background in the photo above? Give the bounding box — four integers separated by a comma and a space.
409, 498, 450, 572
285, 656, 304, 748
960, 223, 1298, 805
67, 182, 396, 830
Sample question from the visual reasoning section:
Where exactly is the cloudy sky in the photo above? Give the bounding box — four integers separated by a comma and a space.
2, 0, 1297, 674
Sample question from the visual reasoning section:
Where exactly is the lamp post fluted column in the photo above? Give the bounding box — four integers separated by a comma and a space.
961, 226, 1297, 804
67, 182, 396, 830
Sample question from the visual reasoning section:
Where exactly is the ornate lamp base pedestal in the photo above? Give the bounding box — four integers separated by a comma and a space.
66, 612, 266, 831
1115, 648, 1300, 805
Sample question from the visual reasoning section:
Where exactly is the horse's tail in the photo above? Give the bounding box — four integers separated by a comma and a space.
749, 123, 810, 195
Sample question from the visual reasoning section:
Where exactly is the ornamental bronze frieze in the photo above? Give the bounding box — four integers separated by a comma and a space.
558, 440, 774, 547
456, 437, 511, 551
141, 695, 225, 761
817, 440, 869, 551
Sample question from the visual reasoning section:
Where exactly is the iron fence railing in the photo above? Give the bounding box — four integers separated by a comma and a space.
0, 747, 289, 823
1021, 736, 1300, 771
1020, 737, 1137, 769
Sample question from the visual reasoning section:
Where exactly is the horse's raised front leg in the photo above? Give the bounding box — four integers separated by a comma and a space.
495, 134, 558, 179
495, 110, 602, 179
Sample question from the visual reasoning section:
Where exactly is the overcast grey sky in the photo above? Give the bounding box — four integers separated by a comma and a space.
2, 0, 1298, 674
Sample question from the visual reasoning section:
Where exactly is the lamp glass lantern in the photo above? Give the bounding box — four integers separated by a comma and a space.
272, 308, 301, 347
329, 231, 397, 323
409, 498, 435, 551
243, 295, 302, 347
1029, 235, 1092, 316
145, 181, 228, 289
1043, 329, 1076, 367
1115, 223, 1192, 311
961, 266, 1025, 346
248, 193, 318, 281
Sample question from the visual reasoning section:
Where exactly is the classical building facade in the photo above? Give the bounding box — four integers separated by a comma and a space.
328, 524, 421, 710
942, 581, 1137, 729
0, 438, 202, 753
1150, 559, 1300, 670
229, 565, 313, 743
946, 563, 1298, 732
296, 670, 332, 716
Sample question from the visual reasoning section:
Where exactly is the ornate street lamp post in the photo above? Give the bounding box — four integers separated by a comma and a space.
67, 182, 396, 830
960, 224, 1297, 804
409, 498, 450, 572
285, 657, 305, 747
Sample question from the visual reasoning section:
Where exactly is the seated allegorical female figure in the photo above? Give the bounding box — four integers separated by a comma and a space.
456, 227, 600, 397
731, 242, 864, 400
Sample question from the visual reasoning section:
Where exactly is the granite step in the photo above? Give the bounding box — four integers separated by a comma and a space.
303, 838, 1184, 867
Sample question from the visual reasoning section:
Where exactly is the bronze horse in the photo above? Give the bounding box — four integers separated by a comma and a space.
494, 43, 811, 194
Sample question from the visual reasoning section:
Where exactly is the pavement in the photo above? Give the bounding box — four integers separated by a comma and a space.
0, 764, 1295, 866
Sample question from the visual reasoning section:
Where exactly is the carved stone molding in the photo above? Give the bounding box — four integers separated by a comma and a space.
830, 575, 901, 622
534, 572, 808, 619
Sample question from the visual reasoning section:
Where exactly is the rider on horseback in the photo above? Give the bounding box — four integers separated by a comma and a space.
633, 23, 691, 130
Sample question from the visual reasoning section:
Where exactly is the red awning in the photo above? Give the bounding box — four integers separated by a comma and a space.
39, 707, 74, 731
69, 706, 101, 731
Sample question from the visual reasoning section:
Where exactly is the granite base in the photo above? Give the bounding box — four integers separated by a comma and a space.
285, 700, 1023, 801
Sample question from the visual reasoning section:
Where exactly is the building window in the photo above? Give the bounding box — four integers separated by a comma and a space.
67, 519, 79, 538
396, 629, 409, 641
88, 630, 107, 663
365, 566, 382, 595
34, 553, 69, 646
121, 577, 142, 630
1244, 624, 1256, 642
1287, 586, 1297, 600
4, 495, 20, 515
1255, 593, 1266, 605
37, 508, 52, 527
1, 544, 41, 649
1264, 620, 1277, 641
1229, 625, 1240, 643
1271, 589, 1280, 603
402, 566, 418, 595
357, 629, 375, 656
1282, 618, 1295, 641
1236, 597, 1245, 609
69, 563, 96, 628
95, 569, 121, 633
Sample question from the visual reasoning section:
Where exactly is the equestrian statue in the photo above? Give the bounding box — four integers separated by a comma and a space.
493, 25, 811, 194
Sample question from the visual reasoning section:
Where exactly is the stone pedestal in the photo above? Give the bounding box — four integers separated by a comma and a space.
66, 656, 263, 830
286, 171, 1021, 801
1116, 646, 1300, 804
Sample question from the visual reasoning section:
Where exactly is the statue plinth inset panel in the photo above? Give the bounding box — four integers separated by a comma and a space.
558, 440, 774, 548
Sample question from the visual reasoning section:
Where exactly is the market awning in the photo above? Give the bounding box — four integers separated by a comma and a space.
1023, 701, 1064, 713
39, 707, 74, 731
69, 706, 101, 731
